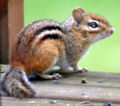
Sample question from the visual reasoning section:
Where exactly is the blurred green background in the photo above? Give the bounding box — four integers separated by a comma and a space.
24, 0, 120, 73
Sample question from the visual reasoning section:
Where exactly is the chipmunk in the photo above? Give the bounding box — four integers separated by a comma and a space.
0, 7, 114, 98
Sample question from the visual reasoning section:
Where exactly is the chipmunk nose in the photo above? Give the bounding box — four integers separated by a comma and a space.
110, 28, 115, 34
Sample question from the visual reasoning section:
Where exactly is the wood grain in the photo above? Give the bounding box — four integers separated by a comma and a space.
8, 0, 24, 53
0, 0, 24, 63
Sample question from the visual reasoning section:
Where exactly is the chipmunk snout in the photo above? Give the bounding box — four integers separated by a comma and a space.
110, 28, 115, 34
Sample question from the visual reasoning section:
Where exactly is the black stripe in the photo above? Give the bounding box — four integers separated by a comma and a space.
41, 34, 61, 40
34, 26, 63, 36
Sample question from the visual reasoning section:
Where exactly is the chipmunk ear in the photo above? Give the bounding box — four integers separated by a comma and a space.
72, 8, 87, 26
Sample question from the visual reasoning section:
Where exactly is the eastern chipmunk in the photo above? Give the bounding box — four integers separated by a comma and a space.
0, 7, 114, 98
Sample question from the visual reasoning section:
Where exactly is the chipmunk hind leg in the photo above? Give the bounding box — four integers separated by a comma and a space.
34, 40, 63, 79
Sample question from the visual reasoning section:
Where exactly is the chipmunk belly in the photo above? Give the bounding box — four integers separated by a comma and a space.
56, 44, 90, 69
65, 41, 90, 66
56, 55, 70, 69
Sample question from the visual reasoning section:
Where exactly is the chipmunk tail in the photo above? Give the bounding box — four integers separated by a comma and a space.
0, 67, 36, 98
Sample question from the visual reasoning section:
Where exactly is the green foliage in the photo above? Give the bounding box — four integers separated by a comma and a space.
24, 0, 120, 73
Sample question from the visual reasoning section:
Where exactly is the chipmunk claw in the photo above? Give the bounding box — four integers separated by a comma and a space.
52, 73, 62, 80
74, 68, 88, 73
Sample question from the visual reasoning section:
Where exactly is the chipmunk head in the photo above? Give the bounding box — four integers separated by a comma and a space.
72, 7, 114, 43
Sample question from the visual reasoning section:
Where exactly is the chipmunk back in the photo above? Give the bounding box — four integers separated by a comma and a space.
0, 7, 114, 98
10, 20, 65, 75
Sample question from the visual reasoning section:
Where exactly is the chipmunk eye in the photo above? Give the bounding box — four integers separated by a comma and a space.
88, 22, 99, 28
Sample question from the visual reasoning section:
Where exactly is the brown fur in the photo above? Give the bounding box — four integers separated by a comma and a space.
11, 38, 64, 75
88, 13, 109, 25
10, 20, 64, 75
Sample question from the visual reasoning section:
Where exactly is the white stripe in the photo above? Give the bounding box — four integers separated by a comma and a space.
32, 29, 63, 47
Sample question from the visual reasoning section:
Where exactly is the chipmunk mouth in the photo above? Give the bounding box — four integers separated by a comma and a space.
93, 28, 114, 43
101, 27, 115, 39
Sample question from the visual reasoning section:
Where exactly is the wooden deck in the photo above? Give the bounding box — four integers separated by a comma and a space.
1, 65, 120, 105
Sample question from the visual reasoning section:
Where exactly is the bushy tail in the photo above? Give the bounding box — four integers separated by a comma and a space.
0, 67, 36, 98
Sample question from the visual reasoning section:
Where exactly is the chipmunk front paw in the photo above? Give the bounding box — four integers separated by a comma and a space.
52, 73, 62, 80
74, 67, 88, 73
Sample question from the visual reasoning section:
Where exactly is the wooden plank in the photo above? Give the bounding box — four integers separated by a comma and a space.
1, 65, 120, 105
0, 0, 9, 64
1, 96, 118, 106
35, 71, 120, 104
0, 0, 24, 64
8, 0, 24, 54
